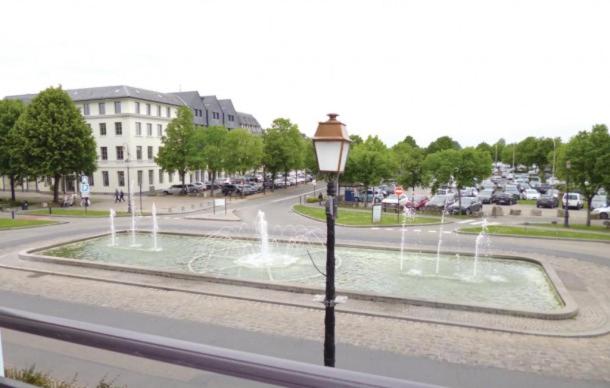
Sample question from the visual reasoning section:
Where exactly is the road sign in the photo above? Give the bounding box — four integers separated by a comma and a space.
80, 176, 90, 198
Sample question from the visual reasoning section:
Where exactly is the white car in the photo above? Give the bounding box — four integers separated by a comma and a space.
381, 194, 408, 207
562, 193, 584, 210
522, 189, 540, 200
591, 206, 610, 220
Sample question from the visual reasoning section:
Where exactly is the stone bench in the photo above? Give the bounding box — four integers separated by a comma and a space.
530, 209, 542, 216
509, 209, 522, 216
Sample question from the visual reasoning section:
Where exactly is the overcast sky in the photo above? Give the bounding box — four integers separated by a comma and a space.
2, 0, 609, 148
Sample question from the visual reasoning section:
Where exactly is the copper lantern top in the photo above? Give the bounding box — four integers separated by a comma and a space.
313, 113, 351, 142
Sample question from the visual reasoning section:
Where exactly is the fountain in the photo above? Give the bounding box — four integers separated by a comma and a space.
108, 209, 116, 247
151, 203, 160, 251
129, 182, 140, 247
473, 218, 489, 277
399, 206, 415, 272
435, 195, 449, 274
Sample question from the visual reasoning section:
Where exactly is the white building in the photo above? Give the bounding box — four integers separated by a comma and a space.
5, 86, 186, 194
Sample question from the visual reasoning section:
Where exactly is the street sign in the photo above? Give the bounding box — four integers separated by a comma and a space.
372, 204, 382, 223
80, 176, 90, 198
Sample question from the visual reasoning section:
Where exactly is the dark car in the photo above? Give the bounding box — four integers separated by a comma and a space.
404, 194, 429, 210
492, 192, 516, 205
448, 197, 482, 215
221, 184, 238, 196
504, 186, 521, 201
536, 194, 558, 208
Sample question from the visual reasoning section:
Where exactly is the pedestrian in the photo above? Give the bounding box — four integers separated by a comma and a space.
318, 192, 323, 206
119, 189, 125, 202
114, 189, 120, 203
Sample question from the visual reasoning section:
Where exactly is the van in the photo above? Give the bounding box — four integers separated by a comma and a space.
562, 193, 584, 210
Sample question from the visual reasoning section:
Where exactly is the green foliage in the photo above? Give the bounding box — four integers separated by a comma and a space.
500, 143, 517, 165
155, 106, 196, 188
516, 136, 554, 176
392, 140, 426, 191
12, 87, 97, 202
5, 365, 125, 388
423, 148, 491, 194
492, 138, 506, 162
303, 138, 319, 175
0, 99, 25, 200
349, 134, 364, 145
224, 128, 263, 174
557, 124, 610, 225
191, 125, 228, 193
475, 142, 493, 162
426, 136, 461, 154
262, 118, 304, 182
400, 135, 419, 148
343, 136, 395, 198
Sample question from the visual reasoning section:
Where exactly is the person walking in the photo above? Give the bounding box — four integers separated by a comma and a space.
119, 189, 125, 202
114, 189, 120, 203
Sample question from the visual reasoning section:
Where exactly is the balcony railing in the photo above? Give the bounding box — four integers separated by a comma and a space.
0, 307, 439, 388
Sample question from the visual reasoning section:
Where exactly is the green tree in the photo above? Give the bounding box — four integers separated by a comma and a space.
392, 140, 426, 195
424, 148, 491, 211
517, 137, 554, 179
475, 142, 493, 162
347, 135, 395, 207
13, 87, 96, 203
349, 134, 364, 145
262, 118, 304, 188
0, 99, 25, 201
492, 138, 506, 164
224, 128, 263, 195
500, 143, 518, 166
191, 125, 228, 197
426, 136, 461, 154
155, 106, 196, 194
303, 138, 319, 176
400, 135, 419, 149
557, 124, 610, 226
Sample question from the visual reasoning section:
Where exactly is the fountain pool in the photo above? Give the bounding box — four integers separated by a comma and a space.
34, 231, 568, 315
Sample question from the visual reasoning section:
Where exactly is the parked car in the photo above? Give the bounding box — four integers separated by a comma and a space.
479, 188, 494, 204
591, 205, 610, 219
163, 184, 194, 195
381, 194, 408, 208
536, 183, 552, 194
536, 194, 559, 208
355, 190, 384, 203
562, 193, 584, 210
448, 197, 482, 215
404, 194, 429, 210
591, 195, 608, 210
522, 189, 540, 200
423, 194, 455, 211
504, 186, 521, 201
221, 184, 238, 196
492, 192, 516, 205
192, 181, 206, 192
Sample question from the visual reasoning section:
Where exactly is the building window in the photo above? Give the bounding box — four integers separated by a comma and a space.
166, 106, 170, 117
146, 123, 152, 136
147, 146, 153, 160
114, 101, 121, 114
159, 169, 164, 184
213, 111, 220, 119
157, 124, 162, 137
115, 122, 122, 135
116, 146, 124, 160
83, 103, 90, 116
88, 174, 95, 186
146, 103, 151, 115
136, 146, 142, 160
157, 105, 161, 116
228, 114, 234, 122
168, 172, 173, 183
135, 122, 142, 136
102, 171, 109, 187
135, 102, 140, 114
99, 123, 106, 136
148, 169, 154, 185
100, 147, 108, 160
99, 103, 106, 115
137, 170, 143, 186
117, 171, 125, 187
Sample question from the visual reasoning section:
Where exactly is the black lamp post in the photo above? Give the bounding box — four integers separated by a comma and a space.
564, 160, 571, 228
312, 113, 351, 368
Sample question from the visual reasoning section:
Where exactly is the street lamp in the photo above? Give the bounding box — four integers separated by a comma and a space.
312, 113, 351, 368
564, 160, 571, 227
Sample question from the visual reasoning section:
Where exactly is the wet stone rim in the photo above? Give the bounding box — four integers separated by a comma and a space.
19, 231, 578, 320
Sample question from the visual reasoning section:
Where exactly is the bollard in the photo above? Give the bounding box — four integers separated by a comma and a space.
11, 211, 15, 220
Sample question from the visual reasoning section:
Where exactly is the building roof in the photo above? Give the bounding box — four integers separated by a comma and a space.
5, 85, 185, 106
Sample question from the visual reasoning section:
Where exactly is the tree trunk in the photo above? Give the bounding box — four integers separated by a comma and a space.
53, 173, 61, 203
9, 175, 16, 202
210, 171, 215, 198
263, 167, 267, 195
457, 187, 462, 215
586, 196, 592, 227
271, 172, 276, 192
364, 185, 369, 208
284, 171, 288, 189
181, 171, 186, 194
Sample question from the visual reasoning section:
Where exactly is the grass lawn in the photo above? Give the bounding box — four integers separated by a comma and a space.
28, 209, 130, 217
293, 205, 440, 226
528, 223, 610, 233
0, 218, 58, 230
520, 199, 537, 206
460, 225, 610, 241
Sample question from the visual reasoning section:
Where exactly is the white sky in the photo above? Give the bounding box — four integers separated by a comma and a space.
2, 0, 610, 148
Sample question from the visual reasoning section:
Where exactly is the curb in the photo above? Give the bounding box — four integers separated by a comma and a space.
0, 220, 68, 231
292, 207, 449, 228
456, 230, 610, 244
